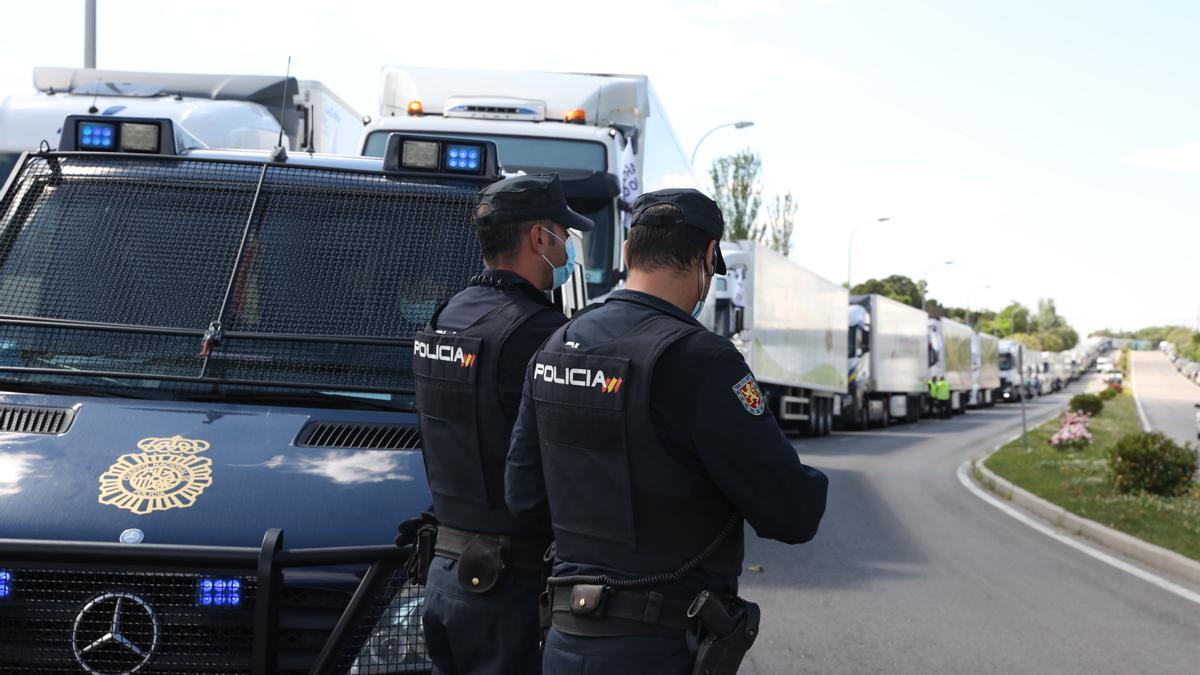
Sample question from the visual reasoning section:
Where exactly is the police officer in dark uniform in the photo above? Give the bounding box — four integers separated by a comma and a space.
410, 174, 593, 674
505, 188, 829, 674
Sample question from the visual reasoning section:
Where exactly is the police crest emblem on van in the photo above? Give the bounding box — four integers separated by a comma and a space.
98, 436, 214, 515
733, 374, 765, 416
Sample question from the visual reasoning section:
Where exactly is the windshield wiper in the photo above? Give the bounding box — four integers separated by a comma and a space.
179, 390, 414, 412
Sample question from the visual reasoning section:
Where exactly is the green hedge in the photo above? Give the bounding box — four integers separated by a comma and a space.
1069, 393, 1103, 416
1109, 432, 1197, 497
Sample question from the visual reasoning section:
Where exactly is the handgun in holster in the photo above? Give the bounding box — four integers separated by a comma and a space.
687, 590, 761, 675
405, 524, 438, 586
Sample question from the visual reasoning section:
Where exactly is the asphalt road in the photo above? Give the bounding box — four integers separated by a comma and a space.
1132, 350, 1200, 446
738, 380, 1200, 674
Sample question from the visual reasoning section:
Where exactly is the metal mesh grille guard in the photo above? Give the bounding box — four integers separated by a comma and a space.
0, 531, 428, 674
0, 153, 487, 394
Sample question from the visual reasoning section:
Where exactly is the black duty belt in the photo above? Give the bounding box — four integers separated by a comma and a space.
434, 526, 550, 573
547, 584, 692, 639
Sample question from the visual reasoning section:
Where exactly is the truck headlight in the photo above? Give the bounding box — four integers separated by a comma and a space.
349, 586, 430, 674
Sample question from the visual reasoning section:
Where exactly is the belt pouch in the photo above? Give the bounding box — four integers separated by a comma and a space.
456, 535, 504, 594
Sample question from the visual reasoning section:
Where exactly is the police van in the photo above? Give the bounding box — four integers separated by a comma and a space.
0, 67, 366, 187
0, 115, 583, 673
360, 66, 700, 303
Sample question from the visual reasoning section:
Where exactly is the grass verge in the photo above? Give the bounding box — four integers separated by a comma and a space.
984, 391, 1200, 561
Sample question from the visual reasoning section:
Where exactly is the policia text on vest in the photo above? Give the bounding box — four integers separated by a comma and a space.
506, 189, 829, 675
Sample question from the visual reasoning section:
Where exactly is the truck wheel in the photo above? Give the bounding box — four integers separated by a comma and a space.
822, 399, 832, 436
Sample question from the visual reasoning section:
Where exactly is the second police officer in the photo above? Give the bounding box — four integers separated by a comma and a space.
410, 174, 593, 674
506, 188, 829, 674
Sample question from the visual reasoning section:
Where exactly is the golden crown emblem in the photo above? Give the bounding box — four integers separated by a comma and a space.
136, 435, 211, 454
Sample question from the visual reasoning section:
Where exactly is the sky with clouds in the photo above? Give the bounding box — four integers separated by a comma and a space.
1, 0, 1196, 335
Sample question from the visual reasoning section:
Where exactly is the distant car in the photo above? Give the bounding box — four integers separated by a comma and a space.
1103, 371, 1125, 385
1194, 403, 1200, 440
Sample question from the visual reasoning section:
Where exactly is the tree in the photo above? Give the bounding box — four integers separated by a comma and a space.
850, 275, 926, 309
763, 192, 796, 257
709, 149, 763, 241
988, 302, 1031, 337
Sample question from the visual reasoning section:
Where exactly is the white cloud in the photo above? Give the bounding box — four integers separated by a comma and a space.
1128, 143, 1200, 173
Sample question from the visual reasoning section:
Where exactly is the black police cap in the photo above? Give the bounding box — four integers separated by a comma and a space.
474, 174, 594, 232
631, 188, 727, 274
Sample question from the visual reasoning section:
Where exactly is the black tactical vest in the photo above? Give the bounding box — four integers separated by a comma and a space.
413, 296, 548, 534
531, 313, 742, 577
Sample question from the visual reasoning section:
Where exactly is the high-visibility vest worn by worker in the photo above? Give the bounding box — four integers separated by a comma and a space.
927, 379, 935, 397
936, 379, 951, 401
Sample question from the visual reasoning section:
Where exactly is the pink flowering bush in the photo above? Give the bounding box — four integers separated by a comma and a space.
1049, 411, 1093, 451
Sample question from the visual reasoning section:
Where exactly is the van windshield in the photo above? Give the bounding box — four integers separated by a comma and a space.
0, 153, 19, 189
365, 131, 617, 297
0, 153, 486, 408
998, 353, 1014, 370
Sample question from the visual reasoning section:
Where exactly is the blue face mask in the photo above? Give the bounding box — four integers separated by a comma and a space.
541, 227, 575, 290
691, 300, 705, 319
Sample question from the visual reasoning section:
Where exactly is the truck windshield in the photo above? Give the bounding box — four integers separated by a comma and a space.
0, 153, 485, 409
998, 354, 1014, 370
365, 131, 616, 296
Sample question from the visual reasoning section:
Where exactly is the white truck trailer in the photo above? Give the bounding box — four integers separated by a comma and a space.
360, 66, 699, 303
702, 240, 847, 436
928, 317, 974, 414
998, 339, 1027, 402
844, 294, 929, 428
970, 333, 1002, 408
1, 67, 363, 185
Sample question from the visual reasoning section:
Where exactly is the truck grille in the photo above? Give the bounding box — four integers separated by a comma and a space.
0, 566, 429, 674
0, 568, 257, 673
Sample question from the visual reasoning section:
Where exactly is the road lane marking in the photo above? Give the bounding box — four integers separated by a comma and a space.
957, 459, 1200, 606
1129, 355, 1152, 432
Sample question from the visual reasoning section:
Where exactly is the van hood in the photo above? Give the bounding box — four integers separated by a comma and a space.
0, 392, 429, 549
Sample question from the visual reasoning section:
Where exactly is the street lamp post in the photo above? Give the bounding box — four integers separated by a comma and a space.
847, 217, 890, 290
690, 121, 755, 165
919, 260, 955, 310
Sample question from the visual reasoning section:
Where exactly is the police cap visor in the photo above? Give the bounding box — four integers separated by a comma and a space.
475, 174, 594, 232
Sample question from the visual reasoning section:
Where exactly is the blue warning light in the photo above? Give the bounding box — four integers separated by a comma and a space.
445, 144, 482, 173
78, 121, 117, 150
197, 577, 242, 607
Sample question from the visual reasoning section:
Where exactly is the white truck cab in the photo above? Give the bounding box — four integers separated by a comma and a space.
359, 66, 700, 302
0, 67, 363, 187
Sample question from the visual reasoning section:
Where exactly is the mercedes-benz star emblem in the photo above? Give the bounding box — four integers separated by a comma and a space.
71, 592, 160, 675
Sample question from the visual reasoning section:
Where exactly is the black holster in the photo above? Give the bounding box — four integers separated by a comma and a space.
404, 524, 438, 586
687, 590, 761, 675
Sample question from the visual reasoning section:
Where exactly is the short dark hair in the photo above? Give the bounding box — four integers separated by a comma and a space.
626, 205, 713, 272
474, 205, 549, 265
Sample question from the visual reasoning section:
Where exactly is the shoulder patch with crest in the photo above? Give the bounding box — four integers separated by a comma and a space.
732, 374, 766, 416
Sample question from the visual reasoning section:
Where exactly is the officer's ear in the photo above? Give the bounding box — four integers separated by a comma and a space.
524, 221, 546, 256
704, 240, 718, 277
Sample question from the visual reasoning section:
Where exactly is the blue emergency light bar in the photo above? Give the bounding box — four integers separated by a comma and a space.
197, 577, 241, 607
0, 569, 12, 598
382, 133, 499, 179
58, 115, 179, 155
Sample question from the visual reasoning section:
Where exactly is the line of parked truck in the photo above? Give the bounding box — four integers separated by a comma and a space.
0, 63, 1109, 438
701, 239, 1108, 435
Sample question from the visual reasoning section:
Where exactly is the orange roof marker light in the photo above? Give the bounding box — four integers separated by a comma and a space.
564, 108, 586, 124
407, 100, 424, 116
